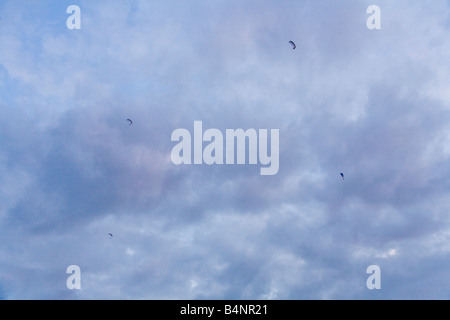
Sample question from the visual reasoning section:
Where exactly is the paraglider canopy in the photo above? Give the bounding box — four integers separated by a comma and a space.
108, 233, 113, 239
289, 41, 296, 49
126, 119, 133, 126
340, 173, 344, 180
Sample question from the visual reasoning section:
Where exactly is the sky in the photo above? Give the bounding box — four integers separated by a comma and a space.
0, 0, 449, 300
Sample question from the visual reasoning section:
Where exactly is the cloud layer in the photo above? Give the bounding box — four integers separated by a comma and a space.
0, 0, 449, 299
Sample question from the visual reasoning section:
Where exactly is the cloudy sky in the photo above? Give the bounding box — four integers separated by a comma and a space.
0, 0, 449, 300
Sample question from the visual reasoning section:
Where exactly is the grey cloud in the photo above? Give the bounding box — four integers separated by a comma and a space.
0, 0, 449, 300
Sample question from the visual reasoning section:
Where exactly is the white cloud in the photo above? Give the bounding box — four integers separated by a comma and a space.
0, 0, 449, 300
